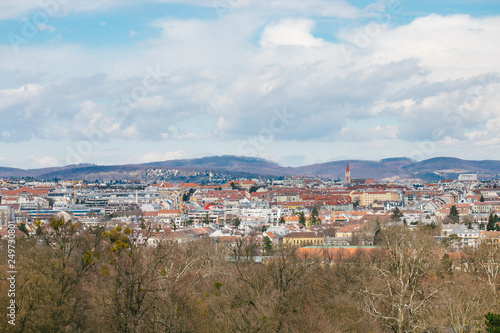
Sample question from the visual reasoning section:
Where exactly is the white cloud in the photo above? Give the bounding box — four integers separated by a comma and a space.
340, 126, 399, 141
260, 18, 325, 48
137, 150, 185, 163
0, 84, 43, 109
363, 14, 500, 80
25, 155, 60, 167
1, 10, 500, 165
134, 95, 168, 111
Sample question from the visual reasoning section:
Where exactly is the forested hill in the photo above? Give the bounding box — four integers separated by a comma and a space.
0, 156, 498, 181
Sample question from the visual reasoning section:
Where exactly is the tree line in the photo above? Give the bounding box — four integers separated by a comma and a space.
2, 220, 500, 332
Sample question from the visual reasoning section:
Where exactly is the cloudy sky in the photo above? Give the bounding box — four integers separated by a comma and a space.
0, 0, 499, 169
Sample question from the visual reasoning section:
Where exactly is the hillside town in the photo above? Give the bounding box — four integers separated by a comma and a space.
2, 163, 499, 253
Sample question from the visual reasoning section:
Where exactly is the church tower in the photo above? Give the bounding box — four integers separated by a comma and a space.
345, 162, 351, 184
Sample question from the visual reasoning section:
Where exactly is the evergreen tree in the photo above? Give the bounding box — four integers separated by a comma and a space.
182, 188, 195, 202
18, 222, 29, 236
249, 185, 259, 193
262, 236, 273, 255
298, 212, 306, 225
391, 207, 403, 221
311, 206, 319, 225
279, 216, 285, 224
487, 212, 497, 231
448, 205, 460, 223
485, 313, 500, 333
232, 217, 241, 227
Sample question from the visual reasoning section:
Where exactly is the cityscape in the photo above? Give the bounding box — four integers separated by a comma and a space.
3, 158, 500, 331
2, 0, 500, 332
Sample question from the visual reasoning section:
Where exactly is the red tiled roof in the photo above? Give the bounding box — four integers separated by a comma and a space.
337, 224, 364, 233
297, 247, 381, 260
181, 183, 198, 188
2, 186, 50, 196
158, 209, 182, 214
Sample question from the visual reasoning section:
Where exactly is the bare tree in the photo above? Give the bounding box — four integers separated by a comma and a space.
361, 226, 441, 332
227, 243, 316, 332
433, 275, 490, 333
12, 219, 101, 332
465, 242, 500, 302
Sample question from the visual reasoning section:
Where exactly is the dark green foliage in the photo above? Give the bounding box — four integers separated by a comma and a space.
488, 212, 498, 231
485, 312, 500, 332
262, 236, 273, 255
232, 217, 241, 227
249, 185, 260, 193
311, 206, 319, 225
18, 223, 29, 236
448, 205, 459, 223
182, 188, 196, 202
298, 212, 306, 225
391, 207, 403, 221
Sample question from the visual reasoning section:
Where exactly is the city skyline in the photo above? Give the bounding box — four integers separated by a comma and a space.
1, 0, 499, 168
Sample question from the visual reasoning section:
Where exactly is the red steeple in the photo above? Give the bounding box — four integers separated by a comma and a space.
345, 161, 351, 184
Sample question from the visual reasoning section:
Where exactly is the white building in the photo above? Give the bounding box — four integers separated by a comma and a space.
458, 174, 477, 182
448, 229, 480, 248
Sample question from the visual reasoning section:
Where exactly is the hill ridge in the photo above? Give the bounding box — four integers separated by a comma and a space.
0, 155, 497, 182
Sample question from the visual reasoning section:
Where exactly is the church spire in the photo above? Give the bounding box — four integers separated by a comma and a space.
345, 162, 351, 184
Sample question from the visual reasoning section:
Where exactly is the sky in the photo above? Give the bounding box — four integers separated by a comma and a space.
0, 0, 499, 169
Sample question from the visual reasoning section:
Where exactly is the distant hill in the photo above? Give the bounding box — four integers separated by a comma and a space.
294, 158, 415, 181
0, 164, 101, 178
0, 156, 498, 182
402, 157, 500, 180
143, 155, 292, 176
0, 166, 27, 178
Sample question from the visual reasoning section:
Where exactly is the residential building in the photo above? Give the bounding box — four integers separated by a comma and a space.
283, 231, 324, 247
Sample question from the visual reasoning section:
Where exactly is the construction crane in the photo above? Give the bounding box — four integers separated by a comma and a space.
73, 180, 82, 205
